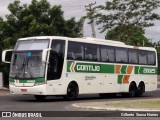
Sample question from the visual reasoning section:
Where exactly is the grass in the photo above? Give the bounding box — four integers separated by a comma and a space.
105, 99, 160, 109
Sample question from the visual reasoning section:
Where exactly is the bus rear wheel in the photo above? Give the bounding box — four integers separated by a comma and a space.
137, 83, 145, 97
63, 82, 79, 101
34, 95, 46, 101
128, 83, 138, 97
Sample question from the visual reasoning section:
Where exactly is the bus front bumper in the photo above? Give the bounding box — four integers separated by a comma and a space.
9, 85, 47, 95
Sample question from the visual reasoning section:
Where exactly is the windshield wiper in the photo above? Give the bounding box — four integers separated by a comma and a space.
15, 57, 26, 79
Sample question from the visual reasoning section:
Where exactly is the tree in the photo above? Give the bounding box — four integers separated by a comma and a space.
90, 0, 160, 45
0, 17, 5, 69
2, 0, 82, 49
106, 25, 151, 46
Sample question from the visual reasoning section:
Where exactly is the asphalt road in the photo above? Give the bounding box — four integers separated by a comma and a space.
0, 89, 160, 120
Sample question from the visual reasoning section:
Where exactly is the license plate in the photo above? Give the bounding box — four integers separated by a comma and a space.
21, 89, 27, 92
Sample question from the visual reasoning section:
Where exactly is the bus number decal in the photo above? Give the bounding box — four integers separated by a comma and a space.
135, 66, 157, 74
143, 68, 156, 74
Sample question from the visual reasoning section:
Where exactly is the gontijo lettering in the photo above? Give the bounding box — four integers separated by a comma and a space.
77, 65, 100, 72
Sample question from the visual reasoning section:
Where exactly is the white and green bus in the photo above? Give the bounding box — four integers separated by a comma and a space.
2, 36, 157, 101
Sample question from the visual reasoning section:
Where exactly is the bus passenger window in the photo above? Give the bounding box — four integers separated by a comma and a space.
115, 48, 128, 63
107, 48, 115, 62
128, 49, 138, 64
101, 47, 108, 62
67, 41, 83, 60
84, 44, 100, 62
67, 52, 75, 60
148, 52, 156, 65
138, 51, 147, 65
101, 46, 115, 62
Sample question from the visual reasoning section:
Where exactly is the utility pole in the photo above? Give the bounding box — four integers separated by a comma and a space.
80, 17, 85, 37
85, 2, 96, 38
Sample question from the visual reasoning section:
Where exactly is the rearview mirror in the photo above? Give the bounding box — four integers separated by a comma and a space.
42, 48, 51, 62
2, 49, 13, 64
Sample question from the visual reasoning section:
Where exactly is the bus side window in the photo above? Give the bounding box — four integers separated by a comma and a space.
47, 40, 65, 80
115, 48, 128, 63
106, 47, 115, 62
101, 46, 108, 62
84, 44, 100, 62
148, 51, 156, 65
67, 52, 75, 60
67, 41, 84, 60
138, 50, 147, 65
128, 49, 138, 64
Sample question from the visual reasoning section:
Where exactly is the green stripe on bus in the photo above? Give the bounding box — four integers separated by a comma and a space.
67, 61, 72, 72
121, 66, 127, 74
134, 66, 140, 74
118, 75, 123, 84
67, 61, 157, 75
101, 64, 114, 73
67, 61, 114, 73
9, 77, 45, 83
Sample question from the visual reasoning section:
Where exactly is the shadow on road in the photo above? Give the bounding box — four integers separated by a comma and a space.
8, 91, 159, 103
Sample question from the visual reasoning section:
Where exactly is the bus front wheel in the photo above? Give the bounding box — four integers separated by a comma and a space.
63, 82, 79, 101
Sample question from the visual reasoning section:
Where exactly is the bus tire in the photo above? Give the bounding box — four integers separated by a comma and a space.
34, 95, 46, 101
128, 82, 138, 97
63, 82, 79, 101
137, 82, 145, 97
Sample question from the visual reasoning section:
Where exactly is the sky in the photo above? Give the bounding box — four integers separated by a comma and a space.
0, 0, 160, 42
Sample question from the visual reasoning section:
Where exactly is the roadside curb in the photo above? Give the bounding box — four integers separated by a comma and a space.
0, 87, 9, 91
1, 87, 9, 90
0, 87, 11, 96
72, 104, 160, 111
72, 100, 160, 111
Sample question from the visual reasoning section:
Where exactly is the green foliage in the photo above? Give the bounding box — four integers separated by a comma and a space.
2, 0, 82, 49
0, 0, 83, 72
89, 0, 160, 45
106, 25, 150, 46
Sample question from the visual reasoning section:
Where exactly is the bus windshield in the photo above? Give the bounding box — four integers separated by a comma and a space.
10, 51, 45, 79
10, 39, 50, 79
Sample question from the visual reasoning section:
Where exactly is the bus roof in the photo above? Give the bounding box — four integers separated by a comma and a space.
17, 36, 156, 51
18, 36, 68, 41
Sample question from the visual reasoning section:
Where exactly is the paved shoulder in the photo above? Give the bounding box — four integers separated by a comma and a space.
0, 89, 11, 96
